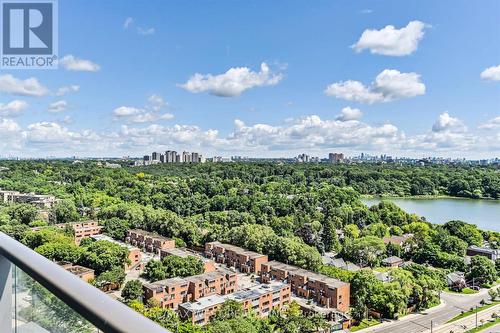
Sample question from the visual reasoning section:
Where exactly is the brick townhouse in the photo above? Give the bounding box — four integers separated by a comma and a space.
32, 221, 104, 245
204, 241, 268, 274
68, 221, 104, 245
178, 282, 291, 325
125, 229, 175, 254
261, 261, 350, 313
143, 269, 238, 310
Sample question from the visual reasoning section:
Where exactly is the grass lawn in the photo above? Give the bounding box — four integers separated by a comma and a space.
350, 319, 381, 332
447, 301, 500, 323
465, 317, 500, 332
444, 287, 479, 295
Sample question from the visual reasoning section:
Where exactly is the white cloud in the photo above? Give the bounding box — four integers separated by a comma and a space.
352, 21, 426, 56
48, 100, 68, 113
431, 112, 467, 133
325, 69, 425, 104
128, 112, 174, 123
113, 106, 143, 117
56, 85, 80, 96
0, 111, 497, 157
137, 27, 155, 36
336, 107, 363, 121
480, 65, 500, 81
123, 17, 133, 29
225, 115, 400, 152
59, 55, 100, 72
113, 94, 173, 123
479, 116, 500, 130
0, 74, 49, 96
0, 100, 28, 117
179, 62, 283, 97
147, 94, 167, 111
360, 9, 373, 14
0, 118, 21, 135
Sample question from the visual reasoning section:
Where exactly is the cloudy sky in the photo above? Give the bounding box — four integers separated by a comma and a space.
0, 0, 499, 158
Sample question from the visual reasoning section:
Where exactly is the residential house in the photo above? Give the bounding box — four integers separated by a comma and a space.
204, 241, 268, 274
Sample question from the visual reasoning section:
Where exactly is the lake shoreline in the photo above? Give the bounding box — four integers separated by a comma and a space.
360, 194, 499, 201
361, 197, 499, 232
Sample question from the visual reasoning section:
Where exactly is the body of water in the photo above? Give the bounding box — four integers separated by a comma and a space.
362, 197, 500, 232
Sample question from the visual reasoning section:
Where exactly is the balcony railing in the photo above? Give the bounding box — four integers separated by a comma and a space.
0, 232, 170, 333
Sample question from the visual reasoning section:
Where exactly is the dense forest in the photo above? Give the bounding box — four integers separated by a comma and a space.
0, 160, 499, 332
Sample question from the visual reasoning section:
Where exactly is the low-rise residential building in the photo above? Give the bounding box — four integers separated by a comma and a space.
143, 269, 238, 310
67, 221, 103, 245
381, 256, 404, 268
322, 256, 361, 272
143, 277, 189, 310
32, 220, 104, 245
160, 248, 216, 273
204, 241, 268, 274
178, 282, 291, 325
260, 261, 350, 313
446, 271, 466, 290
91, 234, 142, 270
125, 229, 175, 254
466, 246, 500, 261
59, 263, 94, 282
0, 189, 57, 208
382, 234, 412, 247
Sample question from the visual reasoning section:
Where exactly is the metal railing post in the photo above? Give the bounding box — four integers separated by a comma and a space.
0, 254, 12, 332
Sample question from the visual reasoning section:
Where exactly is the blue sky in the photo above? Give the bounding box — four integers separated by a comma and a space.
0, 0, 499, 158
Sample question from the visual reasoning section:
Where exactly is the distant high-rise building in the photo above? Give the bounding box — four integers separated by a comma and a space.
143, 150, 202, 165
182, 151, 191, 163
328, 153, 344, 163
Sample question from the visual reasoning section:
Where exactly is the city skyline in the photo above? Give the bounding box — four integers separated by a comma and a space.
0, 1, 499, 158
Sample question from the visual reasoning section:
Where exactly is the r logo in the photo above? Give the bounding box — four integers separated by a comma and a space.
2, 2, 53, 54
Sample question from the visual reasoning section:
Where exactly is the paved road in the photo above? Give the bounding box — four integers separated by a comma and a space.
424, 303, 500, 333
355, 290, 491, 333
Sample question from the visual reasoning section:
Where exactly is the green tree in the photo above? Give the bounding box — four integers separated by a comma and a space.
142, 260, 166, 282
7, 204, 38, 225
213, 299, 244, 321
162, 255, 204, 278
121, 280, 143, 302
443, 220, 483, 246
467, 255, 497, 286
322, 217, 341, 253
79, 240, 129, 274
342, 236, 386, 267
52, 199, 80, 224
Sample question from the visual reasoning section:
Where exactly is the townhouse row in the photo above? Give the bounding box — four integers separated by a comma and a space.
204, 242, 350, 313
178, 282, 291, 325
204, 241, 268, 274
260, 261, 350, 313
32, 220, 104, 245
142, 269, 238, 310
125, 229, 175, 254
